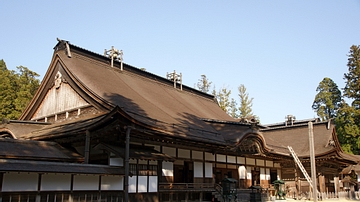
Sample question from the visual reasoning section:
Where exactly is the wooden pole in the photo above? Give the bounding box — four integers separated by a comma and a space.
124, 127, 131, 202
308, 122, 318, 202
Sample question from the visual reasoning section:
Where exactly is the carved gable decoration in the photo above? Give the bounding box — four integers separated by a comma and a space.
32, 81, 89, 120
236, 136, 263, 154
54, 71, 62, 89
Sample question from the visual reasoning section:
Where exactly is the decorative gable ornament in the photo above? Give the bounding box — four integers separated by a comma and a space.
55, 71, 62, 89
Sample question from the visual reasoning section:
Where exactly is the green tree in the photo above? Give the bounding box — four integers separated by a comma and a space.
229, 98, 238, 118
0, 60, 40, 120
238, 84, 254, 119
336, 45, 360, 154
0, 60, 16, 120
312, 77, 341, 121
343, 45, 360, 106
214, 86, 232, 114
335, 101, 360, 154
13, 66, 40, 118
196, 74, 212, 93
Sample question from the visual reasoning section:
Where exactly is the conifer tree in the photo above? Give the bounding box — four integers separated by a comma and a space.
238, 84, 254, 119
196, 74, 212, 93
312, 77, 341, 121
336, 45, 360, 154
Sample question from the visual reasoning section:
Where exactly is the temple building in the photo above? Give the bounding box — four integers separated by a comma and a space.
0, 39, 359, 202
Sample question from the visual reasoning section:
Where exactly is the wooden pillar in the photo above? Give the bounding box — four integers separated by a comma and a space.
295, 165, 299, 199
334, 176, 339, 197
319, 175, 325, 193
124, 127, 132, 202
84, 130, 91, 164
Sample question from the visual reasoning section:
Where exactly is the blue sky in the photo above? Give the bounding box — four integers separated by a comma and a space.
1, 1, 360, 124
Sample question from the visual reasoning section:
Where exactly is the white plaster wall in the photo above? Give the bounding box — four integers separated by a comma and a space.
216, 154, 226, 162
149, 160, 157, 165
257, 159, 265, 166
192, 151, 203, 160
205, 152, 215, 161
205, 162, 213, 178
266, 160, 273, 167
163, 147, 176, 157
246, 166, 252, 180
101, 176, 123, 191
138, 176, 147, 193
73, 175, 99, 190
41, 173, 71, 191
238, 166, 246, 179
266, 168, 270, 181
2, 172, 38, 192
237, 157, 245, 164
149, 176, 158, 192
247, 158, 256, 165
227, 156, 236, 163
162, 161, 173, 176
194, 162, 203, 177
110, 157, 123, 166
138, 160, 147, 165
260, 168, 265, 180
129, 176, 137, 193
178, 149, 190, 158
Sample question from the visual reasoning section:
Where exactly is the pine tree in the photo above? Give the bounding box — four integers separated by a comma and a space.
312, 77, 341, 121
336, 45, 360, 154
343, 45, 360, 106
196, 75, 212, 93
238, 84, 254, 119
213, 86, 232, 115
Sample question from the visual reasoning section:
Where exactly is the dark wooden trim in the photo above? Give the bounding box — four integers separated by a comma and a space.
37, 174, 42, 192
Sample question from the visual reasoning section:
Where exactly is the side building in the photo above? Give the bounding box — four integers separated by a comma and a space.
0, 40, 358, 202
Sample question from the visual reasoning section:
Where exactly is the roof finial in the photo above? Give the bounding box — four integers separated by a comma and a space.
104, 46, 123, 69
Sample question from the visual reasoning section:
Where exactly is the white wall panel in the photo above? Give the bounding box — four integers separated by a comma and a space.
266, 160, 273, 167
110, 157, 123, 166
41, 173, 71, 191
266, 168, 270, 181
237, 157, 245, 164
238, 166, 246, 179
260, 168, 265, 180
216, 154, 226, 162
149, 176, 158, 192
2, 173, 38, 192
194, 162, 203, 177
129, 176, 137, 193
101, 176, 123, 191
149, 161, 157, 165
205, 152, 215, 161
73, 175, 99, 190
162, 162, 173, 176
246, 158, 255, 165
138, 160, 148, 165
192, 151, 203, 160
227, 156, 236, 163
246, 166, 252, 180
178, 149, 190, 159
163, 147, 176, 157
205, 162, 213, 178
256, 159, 265, 166
138, 176, 147, 193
